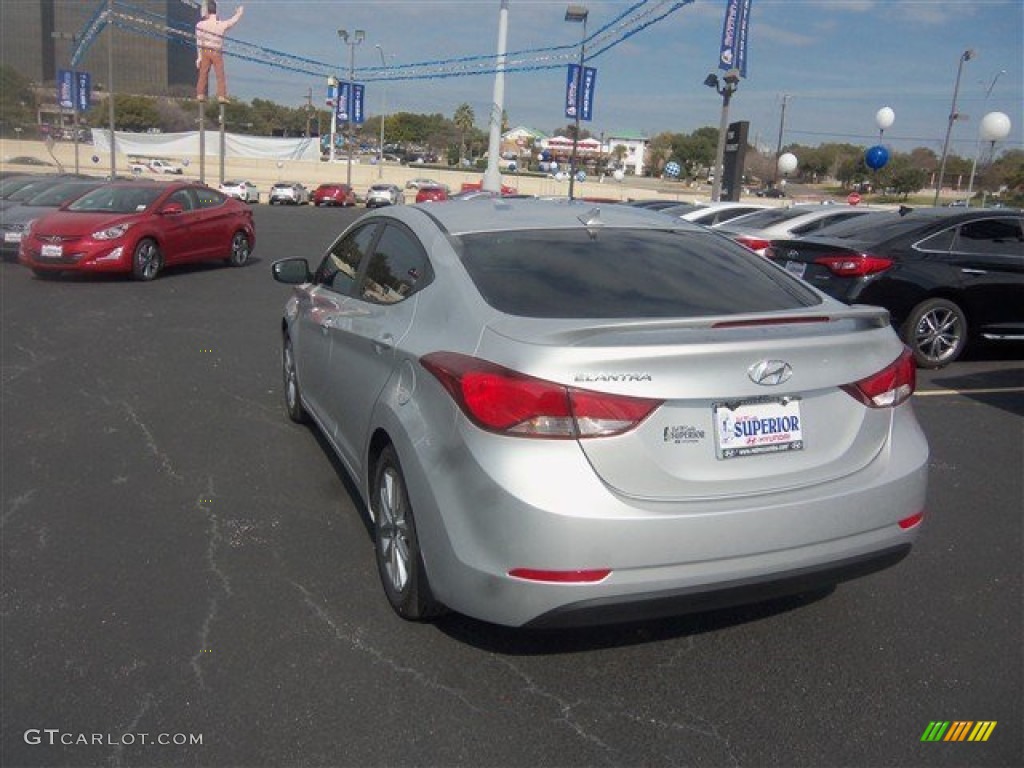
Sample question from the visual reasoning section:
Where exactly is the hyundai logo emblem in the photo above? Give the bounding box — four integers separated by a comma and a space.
748, 360, 793, 386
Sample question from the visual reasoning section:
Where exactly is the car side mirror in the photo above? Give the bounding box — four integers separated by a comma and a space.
160, 203, 185, 216
272, 258, 312, 285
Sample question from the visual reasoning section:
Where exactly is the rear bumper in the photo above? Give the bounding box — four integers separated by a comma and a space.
388, 399, 928, 628
525, 544, 911, 628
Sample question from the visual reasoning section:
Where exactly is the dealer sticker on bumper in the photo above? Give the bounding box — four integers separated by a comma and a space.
714, 397, 803, 459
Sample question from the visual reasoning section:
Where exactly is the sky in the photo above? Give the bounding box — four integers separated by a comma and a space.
191, 0, 1021, 157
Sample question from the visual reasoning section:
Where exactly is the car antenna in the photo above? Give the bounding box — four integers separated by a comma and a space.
577, 207, 604, 230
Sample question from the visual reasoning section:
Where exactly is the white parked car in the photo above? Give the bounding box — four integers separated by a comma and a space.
715, 205, 876, 256
677, 201, 770, 227
219, 180, 260, 204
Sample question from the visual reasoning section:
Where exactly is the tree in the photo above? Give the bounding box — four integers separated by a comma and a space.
88, 94, 160, 132
453, 103, 475, 164
0, 64, 38, 134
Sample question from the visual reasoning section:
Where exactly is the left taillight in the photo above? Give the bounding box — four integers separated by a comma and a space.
733, 235, 772, 256
814, 252, 893, 277
842, 347, 916, 408
420, 352, 663, 439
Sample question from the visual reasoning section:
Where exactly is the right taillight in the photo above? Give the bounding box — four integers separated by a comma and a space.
842, 347, 916, 408
420, 352, 663, 439
814, 253, 893, 277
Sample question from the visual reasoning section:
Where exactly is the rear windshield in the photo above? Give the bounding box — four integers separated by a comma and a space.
455, 228, 820, 318
718, 206, 814, 230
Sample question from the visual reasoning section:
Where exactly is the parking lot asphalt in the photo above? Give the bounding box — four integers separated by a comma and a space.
2, 204, 1021, 767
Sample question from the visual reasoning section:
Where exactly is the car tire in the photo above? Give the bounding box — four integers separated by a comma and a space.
901, 297, 968, 368
131, 238, 162, 281
282, 336, 309, 423
372, 445, 443, 621
226, 231, 250, 267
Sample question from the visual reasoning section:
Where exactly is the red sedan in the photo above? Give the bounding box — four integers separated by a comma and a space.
415, 185, 449, 203
312, 183, 357, 207
18, 181, 255, 280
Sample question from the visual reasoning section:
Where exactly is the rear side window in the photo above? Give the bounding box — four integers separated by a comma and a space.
456, 228, 819, 318
953, 218, 1024, 255
194, 187, 225, 209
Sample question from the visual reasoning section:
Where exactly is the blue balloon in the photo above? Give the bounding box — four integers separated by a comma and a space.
541, 150, 552, 162
865, 145, 889, 170
664, 160, 681, 178
575, 170, 586, 183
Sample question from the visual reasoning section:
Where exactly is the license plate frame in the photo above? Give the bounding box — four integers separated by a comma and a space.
714, 397, 804, 460
784, 260, 807, 278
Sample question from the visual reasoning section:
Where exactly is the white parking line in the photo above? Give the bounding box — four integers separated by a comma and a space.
916, 387, 1024, 397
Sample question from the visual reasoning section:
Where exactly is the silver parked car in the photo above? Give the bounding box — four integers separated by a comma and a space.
271, 200, 928, 628
365, 183, 404, 208
268, 182, 309, 205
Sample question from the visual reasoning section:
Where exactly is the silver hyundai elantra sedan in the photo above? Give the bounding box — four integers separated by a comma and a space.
272, 198, 928, 628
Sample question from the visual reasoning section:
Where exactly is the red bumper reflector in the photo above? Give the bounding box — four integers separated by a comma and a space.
898, 511, 924, 530
508, 568, 612, 583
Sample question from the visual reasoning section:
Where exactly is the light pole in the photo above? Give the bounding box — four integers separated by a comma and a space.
565, 4, 588, 201
965, 71, 1007, 204
375, 43, 388, 179
705, 68, 740, 202
933, 49, 974, 205
482, 0, 510, 193
339, 28, 365, 188
327, 75, 338, 164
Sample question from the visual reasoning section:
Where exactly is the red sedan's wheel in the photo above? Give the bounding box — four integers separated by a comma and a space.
226, 231, 251, 268
131, 238, 162, 281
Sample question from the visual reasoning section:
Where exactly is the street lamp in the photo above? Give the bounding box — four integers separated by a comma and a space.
338, 28, 365, 188
705, 68, 740, 202
964, 72, 1008, 205
933, 48, 974, 205
375, 43, 388, 179
565, 3, 588, 201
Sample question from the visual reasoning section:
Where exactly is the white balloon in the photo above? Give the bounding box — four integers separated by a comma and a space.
777, 152, 798, 174
979, 111, 1012, 142
613, 169, 624, 182
875, 107, 895, 131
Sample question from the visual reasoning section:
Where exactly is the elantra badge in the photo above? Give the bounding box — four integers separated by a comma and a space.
748, 360, 792, 386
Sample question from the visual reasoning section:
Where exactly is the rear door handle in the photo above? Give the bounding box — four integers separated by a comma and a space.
961, 268, 987, 275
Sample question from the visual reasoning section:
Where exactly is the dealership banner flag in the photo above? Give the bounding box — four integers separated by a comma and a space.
719, 0, 751, 77
336, 82, 350, 121
565, 64, 597, 121
57, 70, 74, 110
352, 84, 365, 124
76, 71, 91, 111
58, 70, 91, 112
336, 83, 365, 124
